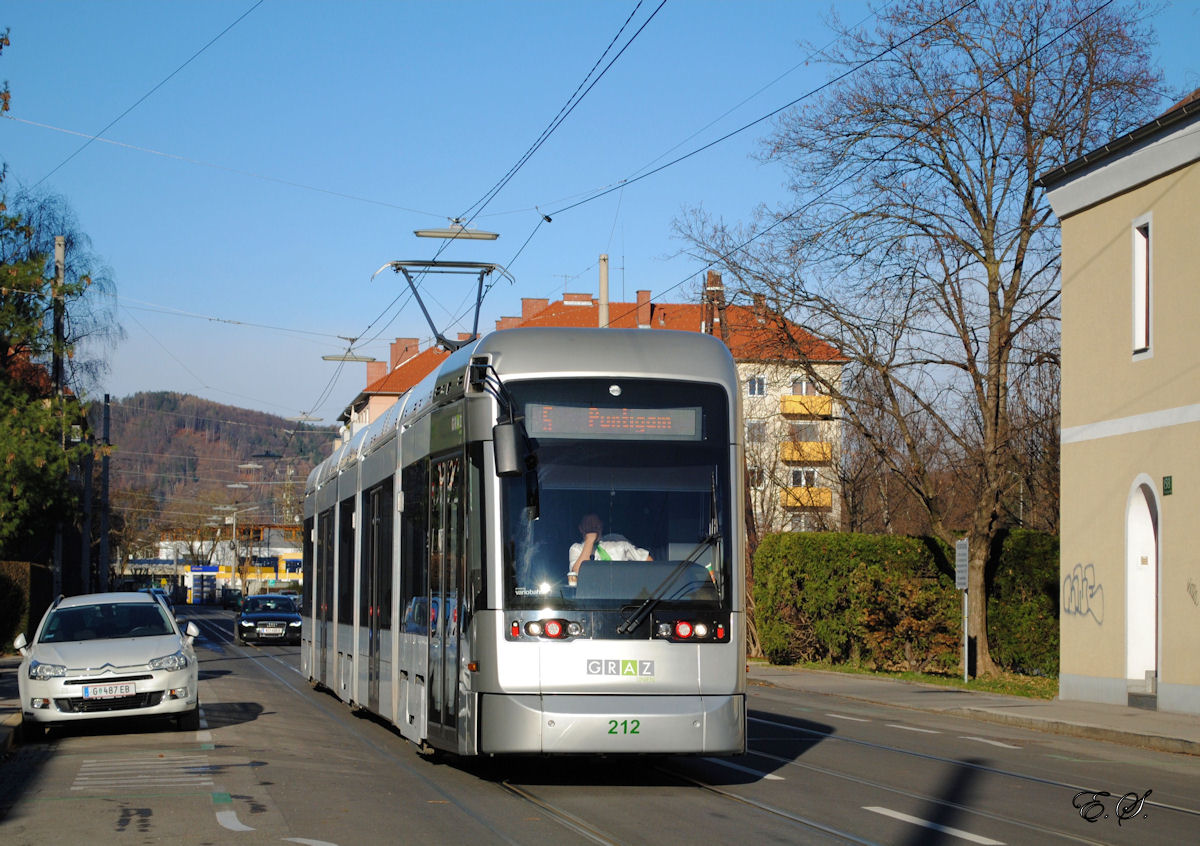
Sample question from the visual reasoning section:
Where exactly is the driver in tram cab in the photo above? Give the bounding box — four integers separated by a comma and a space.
568, 512, 652, 586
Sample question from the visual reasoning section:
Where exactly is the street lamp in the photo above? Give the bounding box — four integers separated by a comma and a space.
413, 219, 499, 240
217, 497, 259, 598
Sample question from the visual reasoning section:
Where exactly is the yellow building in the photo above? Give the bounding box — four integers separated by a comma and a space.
1041, 92, 1200, 715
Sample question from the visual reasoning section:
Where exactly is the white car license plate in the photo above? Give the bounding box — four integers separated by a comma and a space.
83, 682, 135, 699
260, 626, 284, 635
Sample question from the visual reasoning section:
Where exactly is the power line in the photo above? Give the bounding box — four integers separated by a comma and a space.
32, 1, 266, 187
4, 112, 446, 218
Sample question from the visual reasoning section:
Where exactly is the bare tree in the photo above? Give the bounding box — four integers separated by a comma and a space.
677, 0, 1164, 675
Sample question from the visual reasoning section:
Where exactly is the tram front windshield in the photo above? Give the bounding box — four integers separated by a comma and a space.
501, 379, 732, 611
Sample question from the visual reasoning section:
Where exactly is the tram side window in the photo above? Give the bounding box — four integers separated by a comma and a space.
360, 478, 395, 630
400, 461, 429, 635
338, 497, 355, 627
319, 510, 334, 623
302, 517, 314, 616
378, 478, 394, 629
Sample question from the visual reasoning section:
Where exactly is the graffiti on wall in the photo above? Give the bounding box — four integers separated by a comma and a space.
1188, 578, 1199, 608
1063, 563, 1104, 624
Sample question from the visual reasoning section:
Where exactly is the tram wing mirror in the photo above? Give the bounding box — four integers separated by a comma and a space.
493, 422, 523, 477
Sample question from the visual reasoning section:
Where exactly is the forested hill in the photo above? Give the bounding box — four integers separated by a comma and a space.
92, 392, 336, 531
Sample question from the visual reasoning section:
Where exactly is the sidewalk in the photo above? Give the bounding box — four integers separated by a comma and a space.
750, 663, 1200, 756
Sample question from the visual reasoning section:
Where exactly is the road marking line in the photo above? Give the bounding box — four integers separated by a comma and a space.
826, 713, 870, 722
961, 736, 1021, 749
213, 792, 255, 832
886, 724, 940, 734
703, 757, 785, 781
216, 810, 254, 832
864, 806, 1005, 844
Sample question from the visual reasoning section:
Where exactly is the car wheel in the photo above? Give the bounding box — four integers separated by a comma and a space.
177, 703, 201, 732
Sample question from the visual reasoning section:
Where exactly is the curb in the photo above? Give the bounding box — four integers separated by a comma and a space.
945, 707, 1200, 757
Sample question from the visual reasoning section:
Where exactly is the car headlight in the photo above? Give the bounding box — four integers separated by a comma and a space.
239, 620, 254, 628
149, 650, 189, 672
288, 621, 302, 627
29, 659, 67, 680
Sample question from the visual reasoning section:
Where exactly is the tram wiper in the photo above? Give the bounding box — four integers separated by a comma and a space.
616, 532, 721, 635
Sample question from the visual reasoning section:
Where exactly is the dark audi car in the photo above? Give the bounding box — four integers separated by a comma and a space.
235, 594, 302, 645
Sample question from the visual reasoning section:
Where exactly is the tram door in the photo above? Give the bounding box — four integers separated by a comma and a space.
317, 509, 334, 687
427, 455, 464, 745
363, 483, 388, 713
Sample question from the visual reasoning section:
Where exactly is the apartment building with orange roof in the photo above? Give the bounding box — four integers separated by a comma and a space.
336, 337, 449, 438
494, 275, 846, 533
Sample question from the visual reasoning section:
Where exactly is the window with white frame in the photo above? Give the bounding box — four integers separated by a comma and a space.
747, 375, 766, 396
791, 376, 816, 396
790, 422, 819, 442
1133, 217, 1151, 354
791, 468, 817, 487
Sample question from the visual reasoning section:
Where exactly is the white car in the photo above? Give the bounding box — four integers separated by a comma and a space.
14, 592, 201, 738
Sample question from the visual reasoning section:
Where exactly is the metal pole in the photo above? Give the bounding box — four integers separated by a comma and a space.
599, 254, 609, 328
52, 236, 65, 598
963, 590, 968, 683
99, 394, 111, 591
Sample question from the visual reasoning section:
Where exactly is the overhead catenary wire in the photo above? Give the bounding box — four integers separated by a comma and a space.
31, 0, 266, 188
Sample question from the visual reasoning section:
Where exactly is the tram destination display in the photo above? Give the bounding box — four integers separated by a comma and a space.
525, 403, 702, 440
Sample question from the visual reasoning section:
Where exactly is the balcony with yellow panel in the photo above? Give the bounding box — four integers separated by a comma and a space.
779, 441, 832, 464
780, 394, 833, 418
780, 486, 833, 509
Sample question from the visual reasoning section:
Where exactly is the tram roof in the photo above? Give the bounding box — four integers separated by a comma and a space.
470, 327, 738, 384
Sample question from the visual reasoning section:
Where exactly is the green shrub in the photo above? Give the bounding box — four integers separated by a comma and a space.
753, 533, 958, 671
987, 529, 1059, 675
753, 529, 1060, 677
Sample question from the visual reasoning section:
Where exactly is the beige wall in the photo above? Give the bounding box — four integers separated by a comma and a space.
1058, 157, 1200, 713
1060, 165, 1200, 430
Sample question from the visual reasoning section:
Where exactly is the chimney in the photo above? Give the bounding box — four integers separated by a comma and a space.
390, 337, 419, 369
521, 298, 549, 319
637, 290, 651, 328
753, 293, 766, 324
366, 361, 386, 386
599, 254, 609, 328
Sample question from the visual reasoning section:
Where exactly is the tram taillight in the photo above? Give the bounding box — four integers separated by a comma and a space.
517, 618, 582, 640
655, 618, 729, 642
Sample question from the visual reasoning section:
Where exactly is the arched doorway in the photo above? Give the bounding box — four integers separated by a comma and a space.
1125, 479, 1159, 704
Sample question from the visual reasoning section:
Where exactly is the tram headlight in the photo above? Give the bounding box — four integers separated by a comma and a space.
674, 620, 694, 639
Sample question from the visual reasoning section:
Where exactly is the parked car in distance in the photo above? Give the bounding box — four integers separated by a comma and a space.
221, 588, 243, 610
139, 587, 174, 616
15, 592, 201, 738
235, 594, 302, 645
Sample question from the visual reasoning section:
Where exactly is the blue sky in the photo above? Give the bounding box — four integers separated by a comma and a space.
2, 1, 1197, 424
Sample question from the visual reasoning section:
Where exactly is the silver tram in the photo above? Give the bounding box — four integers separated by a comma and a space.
301, 327, 746, 755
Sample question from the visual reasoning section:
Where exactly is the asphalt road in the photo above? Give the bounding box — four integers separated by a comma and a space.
2, 606, 1197, 845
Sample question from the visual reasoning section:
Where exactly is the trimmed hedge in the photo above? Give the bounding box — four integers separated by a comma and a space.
753, 530, 1059, 676
986, 529, 1059, 676
2, 560, 52, 651
753, 533, 958, 672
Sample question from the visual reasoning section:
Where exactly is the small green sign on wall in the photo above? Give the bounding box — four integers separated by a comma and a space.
1163, 475, 1173, 496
